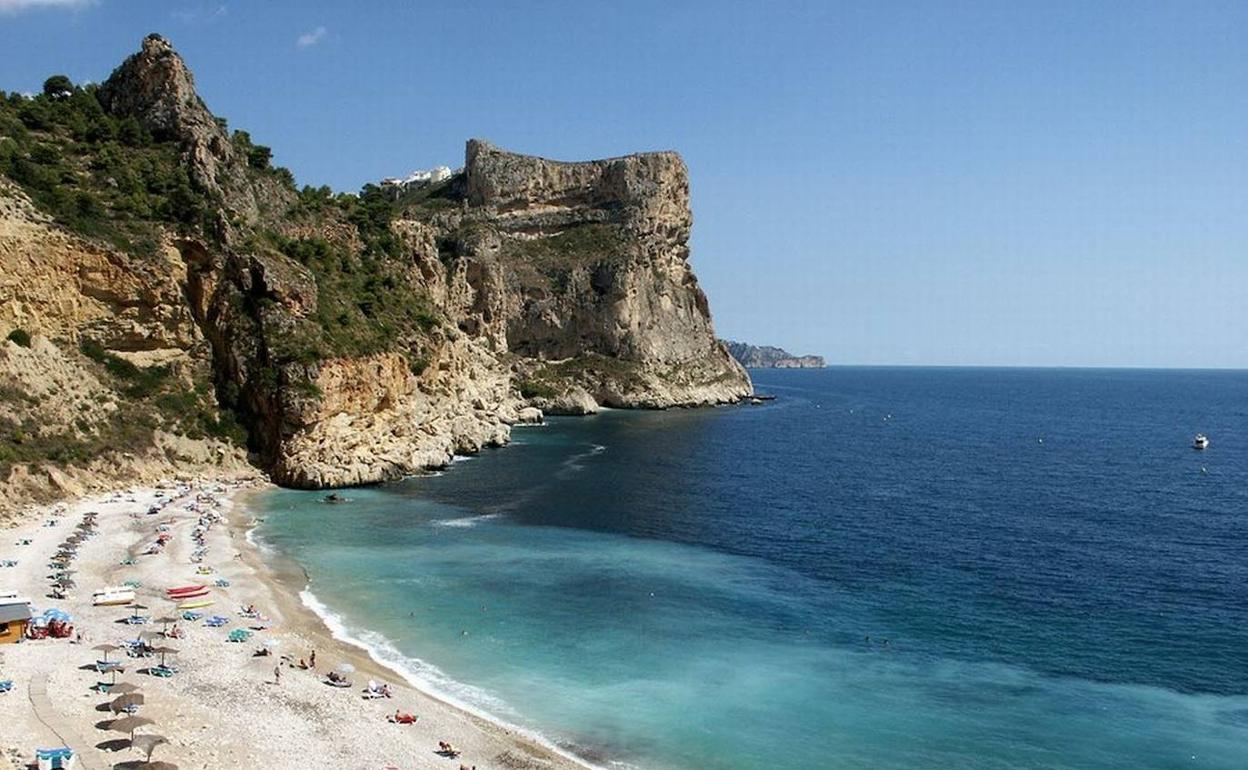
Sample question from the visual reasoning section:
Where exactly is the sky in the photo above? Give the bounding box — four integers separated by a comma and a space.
1, 0, 1245, 367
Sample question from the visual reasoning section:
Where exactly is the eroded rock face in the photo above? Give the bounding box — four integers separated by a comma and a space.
460, 140, 752, 409
0, 36, 751, 498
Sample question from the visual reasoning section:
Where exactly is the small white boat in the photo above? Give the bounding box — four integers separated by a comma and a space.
1193, 434, 1209, 450
92, 586, 136, 606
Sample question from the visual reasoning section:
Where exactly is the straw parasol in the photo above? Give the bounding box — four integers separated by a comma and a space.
110, 693, 145, 714
107, 681, 141, 695
129, 734, 169, 762
102, 665, 126, 685
150, 645, 179, 667
94, 643, 121, 662
137, 761, 177, 770
155, 616, 179, 634
108, 715, 155, 738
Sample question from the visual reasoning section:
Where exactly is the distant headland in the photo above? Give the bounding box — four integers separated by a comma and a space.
721, 340, 826, 369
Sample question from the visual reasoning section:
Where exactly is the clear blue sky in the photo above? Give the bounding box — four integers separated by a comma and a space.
2, 0, 1246, 367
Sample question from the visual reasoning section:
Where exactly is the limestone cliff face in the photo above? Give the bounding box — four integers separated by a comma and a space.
0, 35, 749, 498
456, 140, 751, 410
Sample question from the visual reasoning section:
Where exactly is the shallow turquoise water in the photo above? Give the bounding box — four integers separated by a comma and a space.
255, 368, 1248, 769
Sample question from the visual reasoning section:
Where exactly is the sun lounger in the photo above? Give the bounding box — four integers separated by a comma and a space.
148, 664, 176, 677
214, 578, 230, 587
0, 680, 12, 693
226, 629, 252, 643
181, 611, 203, 621
36, 746, 75, 770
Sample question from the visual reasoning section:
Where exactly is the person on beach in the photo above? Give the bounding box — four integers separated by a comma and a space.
274, 665, 281, 684
310, 650, 316, 669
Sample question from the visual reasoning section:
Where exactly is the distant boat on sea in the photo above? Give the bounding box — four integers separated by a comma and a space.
1193, 434, 1209, 450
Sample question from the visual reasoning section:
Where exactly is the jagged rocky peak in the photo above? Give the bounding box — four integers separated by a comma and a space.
97, 34, 285, 226
97, 34, 213, 140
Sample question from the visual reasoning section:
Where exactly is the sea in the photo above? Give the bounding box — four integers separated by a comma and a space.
253, 368, 1248, 769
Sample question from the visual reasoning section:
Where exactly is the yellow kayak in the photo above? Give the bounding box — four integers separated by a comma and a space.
177, 599, 215, 610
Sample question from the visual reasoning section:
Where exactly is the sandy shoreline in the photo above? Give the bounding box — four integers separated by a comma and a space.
0, 478, 598, 770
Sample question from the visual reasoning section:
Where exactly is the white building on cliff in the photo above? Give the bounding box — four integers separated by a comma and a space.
380, 165, 453, 198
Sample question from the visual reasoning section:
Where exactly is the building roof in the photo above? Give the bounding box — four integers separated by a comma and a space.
0, 602, 32, 624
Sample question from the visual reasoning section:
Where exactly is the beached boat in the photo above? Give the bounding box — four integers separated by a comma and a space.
176, 599, 214, 610
1193, 434, 1209, 450
170, 589, 210, 600
92, 587, 136, 606
166, 584, 207, 596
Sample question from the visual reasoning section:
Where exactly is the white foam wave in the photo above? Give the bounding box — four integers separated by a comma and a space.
243, 521, 273, 556
433, 513, 503, 528
298, 587, 605, 769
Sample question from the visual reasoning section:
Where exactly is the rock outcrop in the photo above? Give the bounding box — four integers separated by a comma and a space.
458, 140, 751, 410
722, 340, 826, 369
0, 35, 750, 499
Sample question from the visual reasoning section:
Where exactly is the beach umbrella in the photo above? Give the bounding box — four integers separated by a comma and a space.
129, 734, 168, 762
150, 645, 179, 667
155, 616, 179, 634
93, 643, 121, 661
129, 602, 149, 611
110, 693, 145, 713
108, 681, 141, 695
138, 761, 177, 770
96, 663, 126, 685
108, 715, 155, 738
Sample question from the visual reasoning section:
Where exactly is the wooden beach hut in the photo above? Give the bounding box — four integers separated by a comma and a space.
0, 601, 32, 644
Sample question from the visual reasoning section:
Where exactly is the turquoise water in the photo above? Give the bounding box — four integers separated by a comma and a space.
255, 368, 1248, 769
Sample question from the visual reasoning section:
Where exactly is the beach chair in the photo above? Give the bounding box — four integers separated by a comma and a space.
123, 580, 142, 588
0, 680, 12, 693
35, 747, 75, 770
181, 611, 203, 621
148, 664, 176, 677
227, 629, 252, 643
214, 578, 231, 587
204, 616, 229, 628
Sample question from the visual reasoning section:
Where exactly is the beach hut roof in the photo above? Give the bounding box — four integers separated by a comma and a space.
0, 603, 32, 623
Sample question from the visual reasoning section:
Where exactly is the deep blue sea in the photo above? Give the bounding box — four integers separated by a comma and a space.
255, 368, 1248, 769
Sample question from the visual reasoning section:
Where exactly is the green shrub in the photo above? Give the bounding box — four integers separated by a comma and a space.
6, 329, 31, 347
518, 380, 557, 399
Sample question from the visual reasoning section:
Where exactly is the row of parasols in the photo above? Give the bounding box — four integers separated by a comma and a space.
91, 655, 177, 769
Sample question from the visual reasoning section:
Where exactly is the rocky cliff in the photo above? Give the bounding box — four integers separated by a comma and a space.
723, 340, 826, 369
0, 34, 750, 506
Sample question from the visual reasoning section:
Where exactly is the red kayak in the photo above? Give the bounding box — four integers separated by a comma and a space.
169, 589, 210, 600
166, 584, 207, 596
